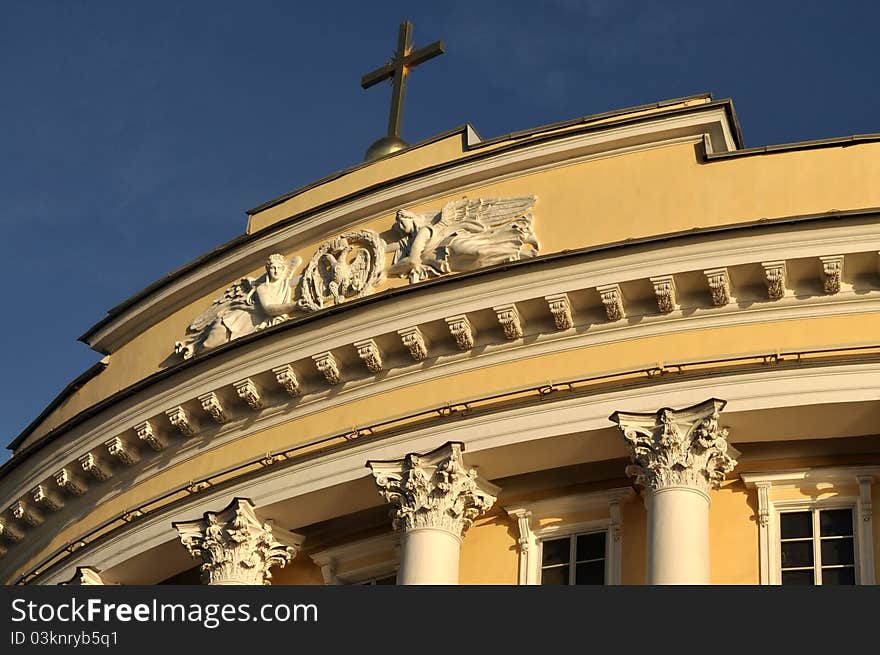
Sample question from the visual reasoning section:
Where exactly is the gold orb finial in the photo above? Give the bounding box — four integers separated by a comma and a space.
364, 135, 409, 162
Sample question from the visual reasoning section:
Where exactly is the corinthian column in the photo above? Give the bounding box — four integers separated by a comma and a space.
173, 497, 303, 585
610, 398, 738, 584
366, 441, 499, 585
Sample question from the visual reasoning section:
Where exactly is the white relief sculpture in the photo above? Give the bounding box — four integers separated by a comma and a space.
820, 255, 844, 295
0, 519, 24, 543
354, 339, 383, 373
173, 497, 303, 585
610, 398, 737, 495
545, 293, 573, 330
166, 406, 197, 437
136, 421, 165, 452
55, 468, 87, 496
106, 437, 140, 465
493, 304, 523, 340
60, 566, 107, 585
12, 501, 42, 527
704, 268, 730, 307
174, 254, 303, 359
445, 315, 475, 350
297, 230, 386, 312
313, 352, 343, 385
79, 453, 111, 481
762, 261, 787, 300
198, 392, 228, 424
398, 326, 429, 361
650, 275, 677, 314
596, 283, 625, 321
32, 485, 63, 512
233, 379, 263, 410
272, 365, 302, 397
389, 196, 540, 283
366, 442, 498, 538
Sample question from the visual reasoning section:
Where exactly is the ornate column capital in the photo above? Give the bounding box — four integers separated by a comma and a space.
366, 442, 499, 539
610, 398, 738, 495
173, 498, 303, 585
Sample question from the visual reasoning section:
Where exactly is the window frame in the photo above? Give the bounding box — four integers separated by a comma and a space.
774, 501, 858, 585
504, 487, 634, 585
742, 467, 877, 585
536, 524, 610, 585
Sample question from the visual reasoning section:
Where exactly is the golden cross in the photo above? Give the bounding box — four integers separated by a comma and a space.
361, 21, 445, 139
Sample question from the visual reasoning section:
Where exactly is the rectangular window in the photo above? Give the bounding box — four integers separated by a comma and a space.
540, 531, 606, 585
779, 507, 856, 585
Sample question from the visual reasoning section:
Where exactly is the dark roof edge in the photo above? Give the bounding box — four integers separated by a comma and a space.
80, 98, 739, 345
8, 357, 109, 452
8, 204, 880, 468
705, 133, 880, 161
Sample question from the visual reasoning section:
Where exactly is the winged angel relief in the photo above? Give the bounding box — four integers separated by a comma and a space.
388, 196, 540, 283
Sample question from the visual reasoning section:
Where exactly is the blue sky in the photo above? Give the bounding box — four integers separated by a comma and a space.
2, 1, 879, 454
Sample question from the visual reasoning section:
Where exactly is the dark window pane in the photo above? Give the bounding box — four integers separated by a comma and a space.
821, 567, 855, 585
821, 538, 855, 566
819, 509, 853, 537
541, 538, 570, 567
576, 532, 606, 561
782, 569, 814, 585
781, 541, 814, 568
374, 575, 396, 585
780, 512, 812, 539
541, 566, 568, 585
575, 560, 605, 585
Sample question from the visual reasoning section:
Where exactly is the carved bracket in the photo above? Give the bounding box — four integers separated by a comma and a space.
761, 261, 787, 300
544, 293, 573, 330
272, 364, 302, 397
704, 267, 731, 307
136, 420, 165, 452
313, 352, 343, 385
354, 339, 384, 373
55, 468, 87, 496
398, 326, 429, 361
32, 485, 63, 512
596, 283, 625, 321
493, 304, 524, 340
12, 501, 42, 527
106, 437, 140, 465
198, 392, 229, 424
233, 379, 263, 410
820, 255, 844, 295
0, 519, 24, 543
445, 315, 476, 350
79, 453, 111, 481
166, 406, 197, 437
649, 275, 677, 314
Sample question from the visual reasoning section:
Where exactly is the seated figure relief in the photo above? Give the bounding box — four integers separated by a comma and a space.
388, 196, 540, 283
174, 254, 302, 360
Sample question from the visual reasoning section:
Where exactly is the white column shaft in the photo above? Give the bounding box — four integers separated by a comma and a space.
646, 487, 710, 584
398, 528, 461, 585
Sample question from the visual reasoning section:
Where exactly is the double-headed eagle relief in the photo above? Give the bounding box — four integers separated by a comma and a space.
172, 197, 540, 359
297, 230, 386, 312
389, 196, 539, 283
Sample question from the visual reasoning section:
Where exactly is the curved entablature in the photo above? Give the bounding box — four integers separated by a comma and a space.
3, 208, 880, 582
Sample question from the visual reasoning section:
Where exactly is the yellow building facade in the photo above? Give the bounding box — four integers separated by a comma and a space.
2, 93, 879, 586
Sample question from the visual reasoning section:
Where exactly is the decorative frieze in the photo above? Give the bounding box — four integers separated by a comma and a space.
54, 468, 87, 496
233, 379, 263, 410
298, 230, 386, 311
761, 261, 787, 300
649, 275, 677, 314
166, 406, 197, 437
106, 437, 140, 465
366, 441, 499, 539
544, 293, 573, 330
272, 364, 302, 397
704, 267, 731, 307
174, 497, 303, 585
493, 304, 523, 340
398, 326, 429, 361
354, 339, 384, 372
445, 315, 476, 351
12, 501, 42, 527
596, 283, 625, 321
135, 420, 165, 452
0, 519, 24, 543
610, 398, 738, 495
198, 392, 229, 424
313, 352, 343, 385
79, 453, 111, 481
32, 485, 63, 512
820, 255, 844, 295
